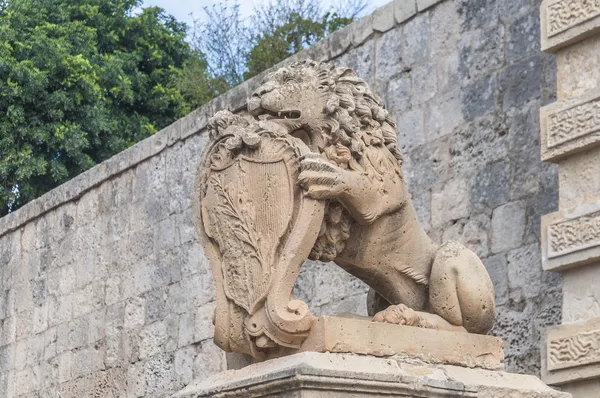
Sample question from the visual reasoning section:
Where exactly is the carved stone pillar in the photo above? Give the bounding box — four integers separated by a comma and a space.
540, 1, 600, 396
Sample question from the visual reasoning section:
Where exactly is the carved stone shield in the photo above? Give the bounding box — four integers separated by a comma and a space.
193, 113, 325, 358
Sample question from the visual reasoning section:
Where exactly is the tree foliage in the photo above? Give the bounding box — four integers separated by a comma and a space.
0, 0, 368, 215
0, 0, 192, 215
184, 0, 367, 92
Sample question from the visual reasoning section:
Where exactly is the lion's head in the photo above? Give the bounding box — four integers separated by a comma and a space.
248, 60, 405, 261
248, 60, 402, 167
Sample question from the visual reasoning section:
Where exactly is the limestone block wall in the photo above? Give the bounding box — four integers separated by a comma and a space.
0, 0, 560, 396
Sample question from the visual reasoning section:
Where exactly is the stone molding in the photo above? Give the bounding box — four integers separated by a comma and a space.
541, 0, 600, 52
540, 88, 600, 162
0, 0, 443, 239
543, 317, 600, 385
542, 201, 600, 272
176, 352, 569, 398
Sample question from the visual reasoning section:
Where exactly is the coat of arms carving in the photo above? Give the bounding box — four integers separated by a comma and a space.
195, 112, 324, 357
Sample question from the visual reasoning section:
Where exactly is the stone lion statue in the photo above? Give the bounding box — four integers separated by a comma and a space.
244, 60, 496, 334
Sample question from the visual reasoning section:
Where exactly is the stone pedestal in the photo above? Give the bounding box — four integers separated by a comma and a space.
540, 0, 600, 396
175, 317, 567, 397
174, 351, 569, 398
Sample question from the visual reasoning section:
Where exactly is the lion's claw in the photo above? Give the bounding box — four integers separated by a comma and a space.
298, 155, 348, 200
372, 304, 429, 328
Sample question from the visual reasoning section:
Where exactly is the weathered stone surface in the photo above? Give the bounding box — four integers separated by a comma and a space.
372, 1, 395, 33
542, 317, 600, 385
541, 0, 600, 52
541, 88, 600, 162
395, 0, 417, 24
491, 201, 526, 253
562, 262, 600, 324
351, 14, 374, 46
558, 146, 600, 210
542, 201, 600, 272
396, 108, 425, 152
403, 12, 431, 64
176, 352, 569, 398
297, 316, 504, 370
432, 178, 471, 226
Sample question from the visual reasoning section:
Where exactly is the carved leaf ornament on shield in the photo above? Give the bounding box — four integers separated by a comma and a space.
194, 111, 325, 358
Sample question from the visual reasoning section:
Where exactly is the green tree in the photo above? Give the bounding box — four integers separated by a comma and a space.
245, 11, 353, 80
187, 0, 366, 88
0, 0, 192, 215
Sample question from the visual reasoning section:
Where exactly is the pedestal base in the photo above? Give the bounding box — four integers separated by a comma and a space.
174, 352, 570, 398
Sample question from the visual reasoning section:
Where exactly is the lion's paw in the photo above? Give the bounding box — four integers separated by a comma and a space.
372, 304, 431, 328
297, 153, 348, 200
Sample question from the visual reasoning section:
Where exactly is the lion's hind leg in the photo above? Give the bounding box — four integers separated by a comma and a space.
428, 241, 496, 334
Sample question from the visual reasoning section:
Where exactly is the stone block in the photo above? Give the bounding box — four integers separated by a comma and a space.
351, 14, 374, 47
176, 351, 569, 398
432, 178, 471, 226
144, 353, 175, 395
175, 346, 196, 388
126, 360, 146, 397
195, 302, 216, 342
58, 351, 72, 384
396, 108, 425, 152
430, 1, 459, 56
500, 56, 541, 112
327, 26, 353, 58
178, 312, 195, 348
436, 53, 459, 96
461, 75, 497, 121
417, 0, 443, 12
139, 321, 168, 359
441, 213, 491, 258
404, 139, 450, 190
507, 244, 543, 299
412, 62, 437, 105
541, 201, 600, 272
404, 12, 431, 64
540, 88, 600, 162
483, 253, 508, 305
395, 0, 417, 24
562, 262, 600, 323
373, 1, 395, 33
459, 25, 505, 82
558, 146, 600, 210
491, 201, 526, 253
297, 316, 504, 370
541, 0, 600, 52
507, 13, 539, 64
542, 316, 600, 385
375, 28, 406, 91
556, 35, 600, 100
124, 296, 146, 330
471, 160, 510, 213
426, 90, 463, 140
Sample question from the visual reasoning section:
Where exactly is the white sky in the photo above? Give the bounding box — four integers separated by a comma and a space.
141, 0, 392, 30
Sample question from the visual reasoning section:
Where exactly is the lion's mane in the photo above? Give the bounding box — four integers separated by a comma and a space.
273, 61, 404, 262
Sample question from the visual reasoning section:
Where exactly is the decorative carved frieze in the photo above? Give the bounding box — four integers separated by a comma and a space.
543, 317, 600, 385
547, 0, 600, 37
542, 203, 600, 272
541, 0, 600, 52
548, 211, 600, 258
541, 90, 600, 162
548, 329, 600, 371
